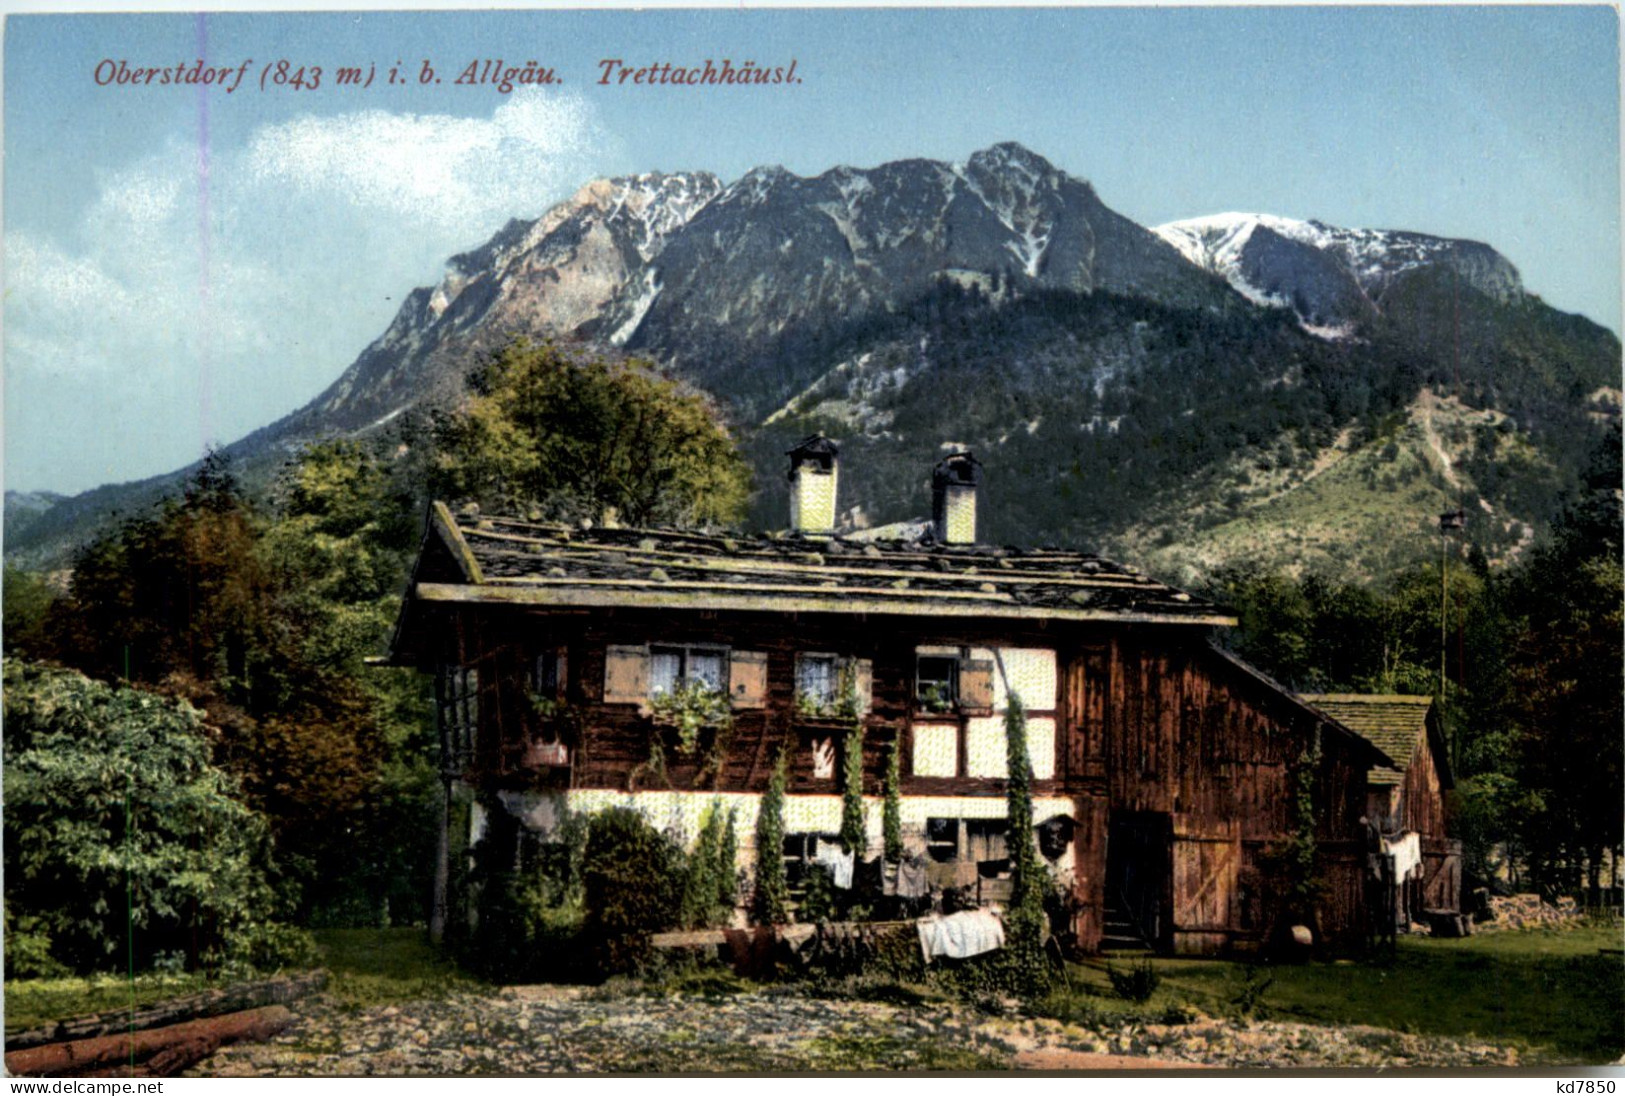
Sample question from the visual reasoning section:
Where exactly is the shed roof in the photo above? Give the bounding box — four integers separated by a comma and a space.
1298, 694, 1444, 788
398, 500, 1236, 630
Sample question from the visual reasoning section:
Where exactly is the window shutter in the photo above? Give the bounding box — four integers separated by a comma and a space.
960, 658, 995, 712
603, 645, 649, 704
852, 658, 874, 714
729, 650, 768, 709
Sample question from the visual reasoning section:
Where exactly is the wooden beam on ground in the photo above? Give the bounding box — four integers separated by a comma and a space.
5, 1006, 294, 1077
5, 971, 327, 1052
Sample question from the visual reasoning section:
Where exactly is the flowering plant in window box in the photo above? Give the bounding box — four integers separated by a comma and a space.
918, 682, 955, 714
648, 679, 736, 789
525, 691, 580, 769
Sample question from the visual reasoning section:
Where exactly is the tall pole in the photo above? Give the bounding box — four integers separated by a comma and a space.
1438, 508, 1465, 772
1443, 530, 1456, 699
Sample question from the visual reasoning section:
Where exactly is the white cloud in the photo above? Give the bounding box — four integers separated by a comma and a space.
243, 92, 601, 237
5, 88, 614, 493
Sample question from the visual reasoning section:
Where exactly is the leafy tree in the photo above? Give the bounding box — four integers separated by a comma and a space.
1209, 565, 1314, 687
2, 565, 56, 659
1503, 554, 1622, 897
258, 437, 439, 924
679, 800, 736, 930
40, 443, 436, 927
47, 450, 266, 693
3, 659, 313, 974
433, 340, 752, 528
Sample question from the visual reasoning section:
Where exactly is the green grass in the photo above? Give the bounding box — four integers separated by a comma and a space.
4, 972, 220, 1034
312, 927, 484, 1011
3, 928, 479, 1033
1051, 924, 1625, 1064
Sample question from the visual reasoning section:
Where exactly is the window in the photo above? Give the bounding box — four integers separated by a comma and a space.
914, 648, 993, 712
532, 649, 566, 700
782, 832, 841, 887
436, 664, 479, 766
925, 818, 1012, 873
649, 645, 727, 697
965, 820, 1010, 874
603, 645, 767, 708
796, 654, 840, 711
926, 818, 959, 863
794, 654, 872, 718
916, 656, 958, 712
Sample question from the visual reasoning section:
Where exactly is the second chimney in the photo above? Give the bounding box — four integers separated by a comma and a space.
932, 451, 982, 545
787, 435, 839, 536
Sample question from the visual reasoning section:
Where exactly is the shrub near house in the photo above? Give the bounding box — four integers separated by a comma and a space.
2, 660, 314, 976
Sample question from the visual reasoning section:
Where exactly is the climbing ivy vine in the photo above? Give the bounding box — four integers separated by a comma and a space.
1001, 688, 1051, 997
883, 739, 904, 864
754, 748, 790, 924
640, 680, 736, 790
838, 669, 867, 855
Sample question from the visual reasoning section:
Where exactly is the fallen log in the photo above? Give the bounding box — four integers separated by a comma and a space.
6, 970, 325, 1052
5, 1005, 292, 1077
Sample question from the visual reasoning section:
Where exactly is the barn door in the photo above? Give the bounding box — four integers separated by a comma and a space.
1171, 817, 1240, 952
1104, 812, 1170, 949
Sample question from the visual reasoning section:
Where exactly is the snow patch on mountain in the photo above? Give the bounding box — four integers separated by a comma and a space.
610, 269, 662, 345
1154, 212, 1522, 336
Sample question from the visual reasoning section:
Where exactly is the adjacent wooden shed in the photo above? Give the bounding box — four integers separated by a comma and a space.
1299, 694, 1460, 925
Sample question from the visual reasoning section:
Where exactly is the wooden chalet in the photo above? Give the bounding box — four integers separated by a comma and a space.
388, 439, 1393, 956
1299, 694, 1461, 928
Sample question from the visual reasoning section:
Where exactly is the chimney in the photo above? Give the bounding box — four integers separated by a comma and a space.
932, 451, 982, 545
787, 434, 839, 535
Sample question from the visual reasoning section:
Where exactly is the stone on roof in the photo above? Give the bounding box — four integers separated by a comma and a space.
412, 502, 1235, 626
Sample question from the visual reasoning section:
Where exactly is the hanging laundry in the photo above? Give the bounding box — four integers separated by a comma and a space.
1384, 831, 1422, 882
814, 839, 855, 889
916, 909, 1005, 962
896, 856, 931, 899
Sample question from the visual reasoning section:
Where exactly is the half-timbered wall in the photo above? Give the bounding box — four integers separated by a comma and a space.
421, 603, 1372, 953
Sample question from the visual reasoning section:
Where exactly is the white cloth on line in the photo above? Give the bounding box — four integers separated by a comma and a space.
814, 841, 855, 889
1384, 831, 1422, 883
917, 909, 1005, 963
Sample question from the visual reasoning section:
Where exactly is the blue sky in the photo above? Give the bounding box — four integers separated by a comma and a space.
5, 7, 1619, 494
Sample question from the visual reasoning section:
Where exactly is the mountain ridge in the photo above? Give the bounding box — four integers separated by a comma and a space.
7, 142, 1615, 585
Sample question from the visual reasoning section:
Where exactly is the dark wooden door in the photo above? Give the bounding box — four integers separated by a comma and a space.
1105, 812, 1170, 948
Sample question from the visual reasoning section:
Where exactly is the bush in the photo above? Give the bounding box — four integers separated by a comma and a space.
3, 660, 300, 975
220, 921, 320, 976
800, 864, 837, 923
1107, 956, 1161, 1002
581, 808, 686, 975
5, 906, 69, 979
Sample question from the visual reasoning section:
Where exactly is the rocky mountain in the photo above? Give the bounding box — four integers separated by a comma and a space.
266, 170, 723, 439
268, 142, 1231, 440
1153, 213, 1524, 335
7, 143, 1617, 583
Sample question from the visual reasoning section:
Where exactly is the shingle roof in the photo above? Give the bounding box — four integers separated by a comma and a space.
1299, 694, 1434, 787
409, 501, 1236, 626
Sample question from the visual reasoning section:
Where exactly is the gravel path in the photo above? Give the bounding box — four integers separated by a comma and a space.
185, 985, 1525, 1075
